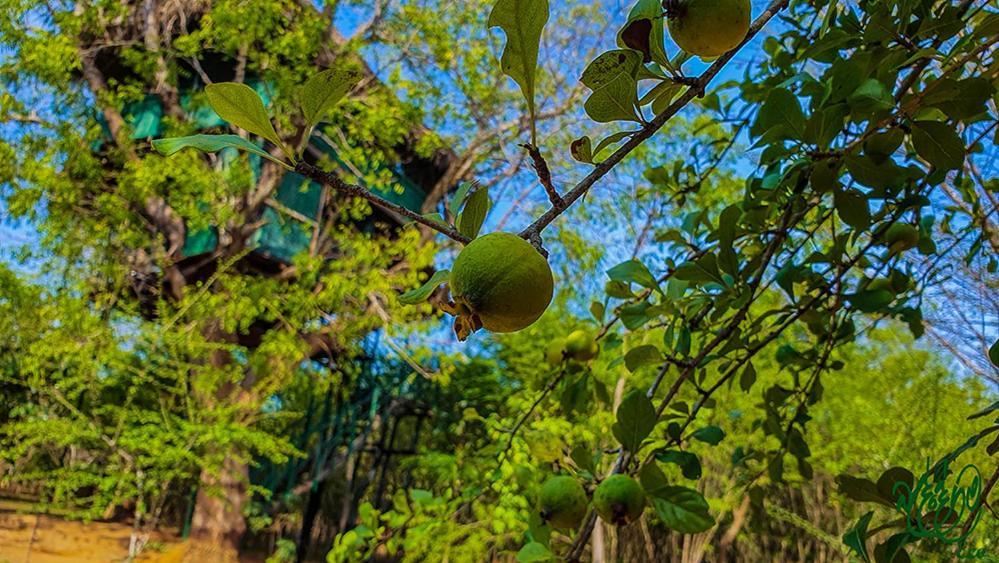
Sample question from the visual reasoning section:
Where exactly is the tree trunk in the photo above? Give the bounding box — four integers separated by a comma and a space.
184, 456, 249, 562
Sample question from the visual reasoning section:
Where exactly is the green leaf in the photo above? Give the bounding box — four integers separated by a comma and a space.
612, 390, 657, 452
151, 134, 288, 168
911, 120, 965, 171
847, 79, 894, 116
516, 541, 552, 562
649, 486, 715, 533
836, 474, 894, 507
617, 0, 669, 66
842, 511, 874, 563
581, 50, 642, 123
456, 186, 490, 240
570, 136, 593, 164
399, 270, 450, 304
656, 450, 702, 480
205, 83, 283, 150
847, 289, 894, 313
639, 462, 670, 496
451, 182, 476, 212
751, 88, 805, 139
592, 131, 635, 160
739, 362, 757, 392
691, 426, 725, 446
876, 467, 914, 502
488, 0, 549, 139
834, 187, 871, 230
300, 66, 363, 131
625, 345, 662, 372
607, 259, 658, 290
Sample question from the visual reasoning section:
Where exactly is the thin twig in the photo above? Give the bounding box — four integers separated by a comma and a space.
521, 143, 564, 206
295, 161, 471, 244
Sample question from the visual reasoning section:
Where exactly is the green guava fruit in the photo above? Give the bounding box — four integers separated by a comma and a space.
667, 0, 752, 57
564, 329, 599, 361
538, 476, 588, 529
593, 475, 645, 526
449, 232, 554, 340
546, 338, 567, 364
883, 223, 919, 254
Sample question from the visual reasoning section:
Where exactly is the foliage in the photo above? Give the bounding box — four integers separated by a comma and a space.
0, 0, 997, 561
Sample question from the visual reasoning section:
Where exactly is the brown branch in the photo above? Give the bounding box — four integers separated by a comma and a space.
521, 143, 563, 206
294, 161, 471, 244
526, 0, 791, 247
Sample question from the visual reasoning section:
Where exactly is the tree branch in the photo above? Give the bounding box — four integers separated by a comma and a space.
294, 161, 471, 244
524, 0, 791, 245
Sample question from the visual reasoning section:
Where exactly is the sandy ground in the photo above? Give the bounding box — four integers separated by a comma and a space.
0, 501, 187, 563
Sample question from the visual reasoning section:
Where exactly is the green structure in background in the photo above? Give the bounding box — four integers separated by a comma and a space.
108, 80, 430, 264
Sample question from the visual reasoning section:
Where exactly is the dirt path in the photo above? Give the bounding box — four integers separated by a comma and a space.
0, 502, 186, 563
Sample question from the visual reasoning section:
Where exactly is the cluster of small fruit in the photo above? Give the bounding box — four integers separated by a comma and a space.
538, 474, 646, 530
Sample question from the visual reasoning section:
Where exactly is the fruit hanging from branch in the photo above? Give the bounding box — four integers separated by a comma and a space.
593, 474, 646, 526
538, 475, 589, 529
666, 0, 751, 58
447, 232, 555, 341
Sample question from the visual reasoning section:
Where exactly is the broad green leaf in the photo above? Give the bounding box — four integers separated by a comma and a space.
842, 511, 874, 563
151, 134, 288, 168
649, 486, 715, 533
847, 79, 893, 116
581, 50, 642, 123
836, 474, 894, 506
625, 345, 662, 372
803, 104, 848, 149
751, 88, 805, 139
847, 289, 894, 313
451, 182, 476, 212
488, 0, 549, 140
989, 339, 999, 368
612, 390, 657, 452
691, 425, 725, 446
399, 269, 450, 304
656, 450, 702, 480
875, 467, 914, 502
617, 0, 669, 66
607, 259, 658, 290
516, 541, 552, 562
639, 462, 670, 496
911, 120, 965, 171
456, 186, 490, 240
300, 66, 363, 131
844, 153, 910, 190
205, 83, 283, 150
833, 187, 871, 230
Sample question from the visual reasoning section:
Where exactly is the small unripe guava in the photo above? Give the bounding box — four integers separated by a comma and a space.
883, 223, 919, 254
593, 475, 645, 526
667, 0, 752, 58
449, 233, 554, 340
546, 338, 567, 364
564, 330, 599, 361
538, 476, 588, 529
